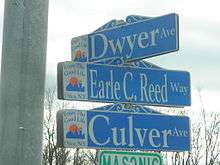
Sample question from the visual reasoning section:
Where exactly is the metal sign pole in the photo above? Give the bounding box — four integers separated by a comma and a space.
0, 0, 49, 164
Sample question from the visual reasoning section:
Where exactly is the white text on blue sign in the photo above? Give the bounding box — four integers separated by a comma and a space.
58, 62, 191, 107
71, 13, 179, 62
59, 109, 191, 151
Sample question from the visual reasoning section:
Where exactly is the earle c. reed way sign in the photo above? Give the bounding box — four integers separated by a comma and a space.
58, 61, 191, 107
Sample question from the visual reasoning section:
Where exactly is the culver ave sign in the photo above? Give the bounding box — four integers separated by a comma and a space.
71, 13, 179, 62
58, 62, 191, 107
57, 109, 191, 152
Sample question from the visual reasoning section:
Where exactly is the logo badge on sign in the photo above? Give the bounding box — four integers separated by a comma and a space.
66, 77, 85, 92
74, 50, 87, 62
72, 35, 88, 62
66, 124, 85, 139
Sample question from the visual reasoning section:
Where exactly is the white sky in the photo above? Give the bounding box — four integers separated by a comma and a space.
0, 0, 220, 112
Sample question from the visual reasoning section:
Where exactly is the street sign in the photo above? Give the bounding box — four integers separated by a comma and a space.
71, 13, 179, 63
57, 109, 191, 152
57, 62, 191, 107
75, 18, 163, 70
98, 150, 162, 165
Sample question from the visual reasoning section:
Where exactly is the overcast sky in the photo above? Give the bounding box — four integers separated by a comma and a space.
0, 0, 220, 112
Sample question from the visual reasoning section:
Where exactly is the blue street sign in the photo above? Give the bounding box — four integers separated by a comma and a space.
57, 62, 191, 107
57, 109, 191, 152
92, 17, 163, 69
71, 13, 179, 63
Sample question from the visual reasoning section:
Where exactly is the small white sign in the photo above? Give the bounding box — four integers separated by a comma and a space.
63, 110, 87, 148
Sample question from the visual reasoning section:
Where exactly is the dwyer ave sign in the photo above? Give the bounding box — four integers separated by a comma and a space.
71, 13, 179, 63
57, 62, 191, 107
57, 109, 191, 152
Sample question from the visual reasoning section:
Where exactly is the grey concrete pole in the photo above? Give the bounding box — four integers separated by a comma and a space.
0, 0, 49, 165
